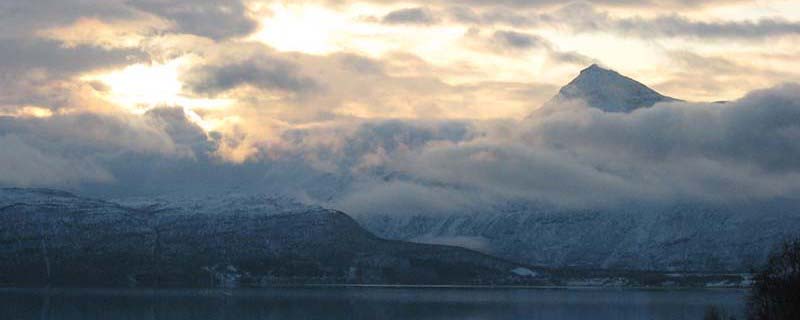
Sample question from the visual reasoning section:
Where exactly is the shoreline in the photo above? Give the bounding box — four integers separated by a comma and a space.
0, 284, 750, 294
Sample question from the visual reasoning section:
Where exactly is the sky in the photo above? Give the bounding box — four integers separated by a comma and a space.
2, 0, 800, 213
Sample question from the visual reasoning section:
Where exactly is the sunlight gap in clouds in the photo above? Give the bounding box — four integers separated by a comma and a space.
48, 0, 800, 135
698, 0, 800, 20
248, 3, 348, 55
248, 2, 469, 59
0, 106, 55, 118
247, 3, 476, 82
80, 56, 233, 130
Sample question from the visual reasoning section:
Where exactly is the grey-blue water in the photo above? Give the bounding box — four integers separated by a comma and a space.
1, 287, 745, 320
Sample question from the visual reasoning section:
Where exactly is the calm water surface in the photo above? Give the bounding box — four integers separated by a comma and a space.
0, 287, 745, 320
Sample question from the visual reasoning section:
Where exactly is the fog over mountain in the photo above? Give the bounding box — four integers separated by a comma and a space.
2, 63, 800, 271
5, 65, 799, 204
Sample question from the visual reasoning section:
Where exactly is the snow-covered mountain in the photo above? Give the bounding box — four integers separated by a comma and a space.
355, 200, 800, 272
1, 65, 794, 282
347, 65, 798, 273
0, 188, 757, 287
543, 64, 679, 112
0, 188, 540, 287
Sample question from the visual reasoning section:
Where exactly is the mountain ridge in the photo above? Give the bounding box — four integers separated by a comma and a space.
0, 188, 758, 287
0, 188, 543, 287
542, 64, 680, 113
357, 199, 800, 273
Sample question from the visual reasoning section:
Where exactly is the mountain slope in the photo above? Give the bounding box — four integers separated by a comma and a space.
356, 201, 800, 273
0, 188, 540, 287
544, 64, 679, 112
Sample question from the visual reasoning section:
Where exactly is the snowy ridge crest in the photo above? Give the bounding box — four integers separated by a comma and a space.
545, 64, 680, 113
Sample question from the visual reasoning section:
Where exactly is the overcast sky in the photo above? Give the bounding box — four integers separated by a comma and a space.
2, 0, 800, 211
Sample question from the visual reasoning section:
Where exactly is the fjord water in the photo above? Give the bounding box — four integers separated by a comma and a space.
2, 287, 744, 320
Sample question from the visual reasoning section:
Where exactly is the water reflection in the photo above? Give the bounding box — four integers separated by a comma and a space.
2, 287, 745, 320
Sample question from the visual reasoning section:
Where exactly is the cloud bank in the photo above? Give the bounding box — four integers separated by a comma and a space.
1, 0, 800, 218
3, 83, 800, 216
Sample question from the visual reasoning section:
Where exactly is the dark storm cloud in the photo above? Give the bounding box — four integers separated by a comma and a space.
382, 7, 439, 25
128, 0, 258, 40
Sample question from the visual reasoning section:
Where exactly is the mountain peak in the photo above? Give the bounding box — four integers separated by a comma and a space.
547, 64, 678, 113
582, 63, 606, 73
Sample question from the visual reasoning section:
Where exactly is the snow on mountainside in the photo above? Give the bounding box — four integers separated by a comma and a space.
543, 64, 680, 113
114, 193, 315, 216
0, 188, 541, 287
0, 188, 757, 287
356, 200, 800, 273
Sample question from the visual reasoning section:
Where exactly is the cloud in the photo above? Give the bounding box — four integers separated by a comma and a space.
36, 17, 172, 50
184, 53, 321, 96
0, 135, 114, 187
469, 29, 595, 65
449, 3, 800, 40
0, 1, 138, 39
654, 51, 797, 101
492, 30, 545, 49
142, 81, 797, 212
180, 42, 554, 129
556, 3, 800, 40
0, 37, 149, 111
326, 83, 800, 212
279, 119, 476, 173
381, 7, 439, 25
447, 6, 544, 27
359, 0, 746, 10
0, 0, 257, 115
1, 0, 799, 217
128, 0, 258, 40
336, 180, 480, 218
4, 82, 800, 213
0, 1, 157, 115
0, 110, 205, 188
144, 107, 219, 157
615, 16, 800, 39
